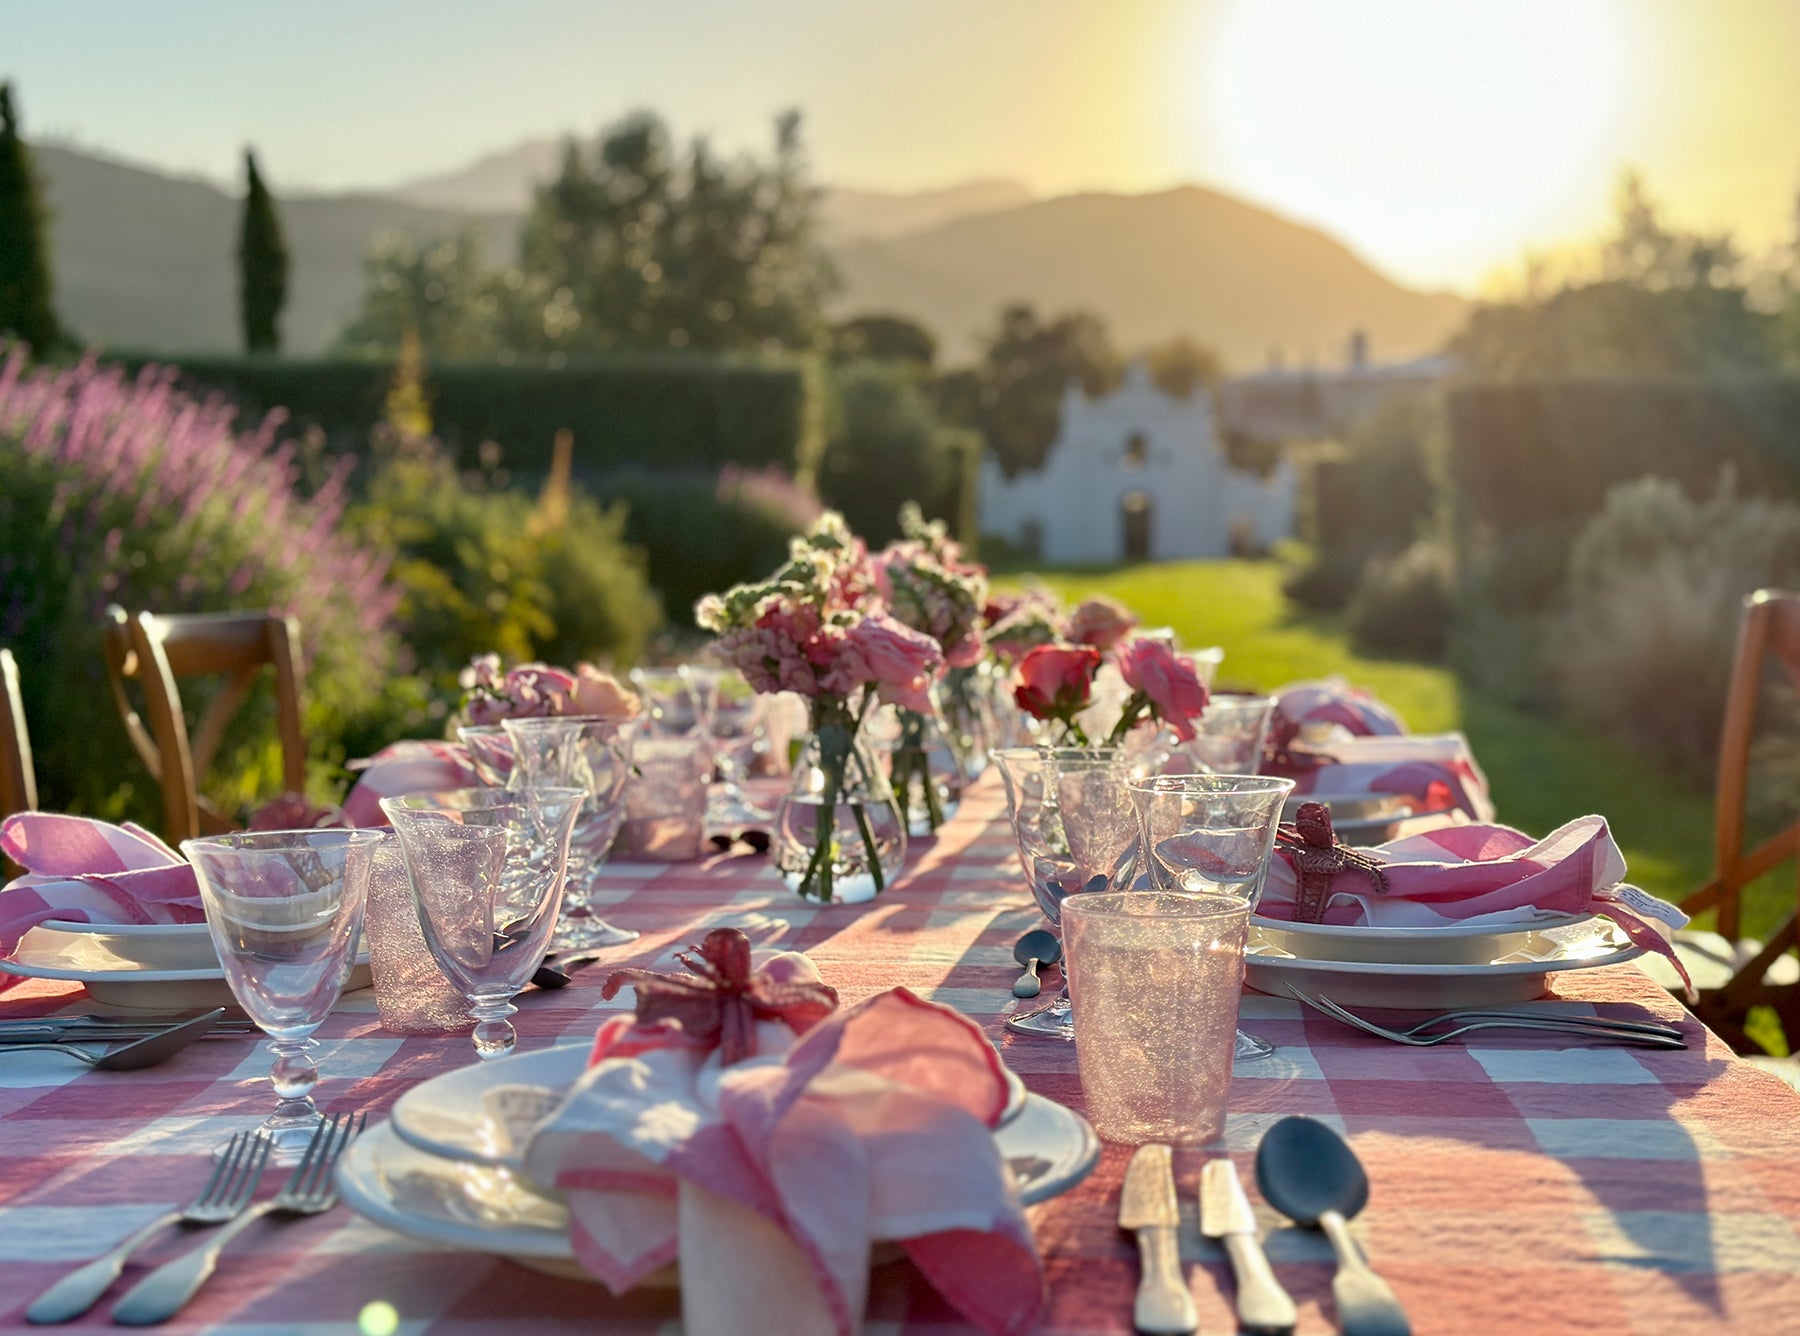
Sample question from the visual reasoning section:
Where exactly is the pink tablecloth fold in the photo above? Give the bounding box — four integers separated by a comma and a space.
526, 983, 1042, 1336
341, 740, 480, 827
0, 814, 202, 978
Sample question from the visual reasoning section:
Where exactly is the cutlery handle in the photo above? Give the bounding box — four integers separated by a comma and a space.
24, 1210, 182, 1324
1319, 1210, 1410, 1336
1132, 1225, 1198, 1335
1012, 959, 1043, 998
110, 1202, 275, 1326
1224, 1232, 1298, 1333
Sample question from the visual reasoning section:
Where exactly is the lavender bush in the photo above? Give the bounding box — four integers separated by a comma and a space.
0, 347, 410, 821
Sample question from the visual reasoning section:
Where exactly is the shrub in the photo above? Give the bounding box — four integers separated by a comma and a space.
1346, 540, 1454, 660
817, 360, 965, 546
1281, 551, 1365, 613
1556, 475, 1800, 773
0, 348, 405, 820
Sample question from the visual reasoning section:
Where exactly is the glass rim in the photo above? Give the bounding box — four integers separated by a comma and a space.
181, 828, 386, 854
501, 714, 640, 730
380, 785, 585, 813
1201, 694, 1279, 711
1059, 888, 1251, 922
1127, 773, 1297, 796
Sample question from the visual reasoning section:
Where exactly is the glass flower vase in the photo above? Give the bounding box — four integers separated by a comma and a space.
880, 699, 966, 836
772, 698, 907, 904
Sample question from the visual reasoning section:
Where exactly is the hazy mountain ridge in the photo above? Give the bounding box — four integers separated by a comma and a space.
31, 141, 1465, 366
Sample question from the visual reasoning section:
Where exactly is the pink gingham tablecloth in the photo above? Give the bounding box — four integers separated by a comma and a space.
4, 777, 1800, 1334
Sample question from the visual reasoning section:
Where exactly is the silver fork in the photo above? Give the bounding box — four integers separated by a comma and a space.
25, 1130, 271, 1324
1291, 989, 1688, 1049
111, 1112, 366, 1327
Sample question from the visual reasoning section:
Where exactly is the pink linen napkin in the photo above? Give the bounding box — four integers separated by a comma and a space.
1259, 813, 1693, 990
524, 936, 1043, 1336
340, 740, 479, 827
1276, 732, 1496, 823
0, 814, 202, 980
1271, 677, 1408, 744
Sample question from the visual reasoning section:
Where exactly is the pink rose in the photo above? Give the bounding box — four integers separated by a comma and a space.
568, 664, 640, 721
1064, 596, 1138, 651
1013, 644, 1102, 722
848, 613, 944, 713
1117, 637, 1208, 742
505, 663, 579, 717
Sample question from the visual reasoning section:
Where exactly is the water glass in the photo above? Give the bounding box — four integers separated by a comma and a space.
1130, 773, 1295, 1061
457, 723, 519, 789
504, 715, 640, 949
363, 834, 468, 1035
1062, 889, 1249, 1145
381, 786, 584, 1060
1166, 695, 1278, 775
630, 667, 700, 737
685, 665, 771, 827
182, 827, 383, 1162
621, 735, 709, 860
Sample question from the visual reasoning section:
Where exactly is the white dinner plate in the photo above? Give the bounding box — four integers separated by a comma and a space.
0, 923, 371, 1010
389, 1042, 1033, 1173
339, 1093, 1099, 1282
1251, 910, 1591, 967
1245, 917, 1646, 1010
34, 919, 218, 971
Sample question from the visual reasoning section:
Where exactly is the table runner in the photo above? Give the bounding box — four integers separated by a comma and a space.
4, 778, 1800, 1334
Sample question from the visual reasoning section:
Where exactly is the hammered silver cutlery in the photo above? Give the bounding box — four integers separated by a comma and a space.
1200, 1156, 1296, 1334
111, 1110, 365, 1326
1290, 988, 1687, 1048
1118, 1144, 1197, 1336
24, 1130, 271, 1324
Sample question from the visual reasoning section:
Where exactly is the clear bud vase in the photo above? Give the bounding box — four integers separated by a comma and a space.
880, 699, 966, 836
772, 697, 907, 904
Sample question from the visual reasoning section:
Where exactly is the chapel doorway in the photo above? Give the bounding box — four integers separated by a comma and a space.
1121, 491, 1151, 562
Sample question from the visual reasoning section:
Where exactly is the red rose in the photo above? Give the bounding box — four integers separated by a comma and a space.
1013, 644, 1103, 722
1117, 637, 1208, 742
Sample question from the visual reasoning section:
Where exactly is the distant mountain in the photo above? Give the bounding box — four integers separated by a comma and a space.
389, 138, 563, 213
832, 186, 1467, 365
30, 143, 1465, 367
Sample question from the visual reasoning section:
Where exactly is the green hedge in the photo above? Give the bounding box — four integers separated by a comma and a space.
106, 353, 811, 477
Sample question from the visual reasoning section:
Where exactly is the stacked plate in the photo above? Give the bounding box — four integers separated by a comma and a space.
0, 919, 372, 1009
336, 1043, 1101, 1283
1246, 903, 1647, 1010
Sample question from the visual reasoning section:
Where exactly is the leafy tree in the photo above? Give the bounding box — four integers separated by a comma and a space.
832, 313, 936, 368
818, 361, 966, 545
951, 303, 1121, 478
335, 228, 510, 358
0, 83, 59, 355
1143, 334, 1224, 401
239, 150, 290, 353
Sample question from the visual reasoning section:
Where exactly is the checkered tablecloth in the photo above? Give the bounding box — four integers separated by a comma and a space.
5, 776, 1800, 1334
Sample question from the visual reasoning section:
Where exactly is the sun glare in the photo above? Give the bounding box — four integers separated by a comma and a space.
1198, 0, 1631, 289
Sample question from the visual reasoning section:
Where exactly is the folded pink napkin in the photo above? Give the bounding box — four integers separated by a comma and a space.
0, 814, 202, 980
1259, 813, 1692, 990
1277, 732, 1496, 823
1272, 678, 1408, 743
525, 932, 1042, 1336
340, 740, 479, 827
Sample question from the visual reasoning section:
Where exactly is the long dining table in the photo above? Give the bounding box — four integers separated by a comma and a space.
4, 775, 1800, 1335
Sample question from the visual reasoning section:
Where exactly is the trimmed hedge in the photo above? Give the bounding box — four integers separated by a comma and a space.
105, 353, 811, 478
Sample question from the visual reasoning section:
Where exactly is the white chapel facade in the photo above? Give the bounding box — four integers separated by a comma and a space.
979, 361, 1295, 565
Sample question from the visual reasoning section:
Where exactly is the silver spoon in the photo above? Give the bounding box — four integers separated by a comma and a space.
3, 1008, 227, 1071
1012, 928, 1062, 998
1255, 1115, 1410, 1336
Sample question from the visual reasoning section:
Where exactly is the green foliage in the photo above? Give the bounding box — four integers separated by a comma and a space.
818, 360, 968, 546
108, 352, 811, 478
1143, 334, 1224, 401
238, 150, 289, 354
831, 313, 936, 368
1345, 540, 1454, 660
334, 228, 513, 360
0, 84, 59, 354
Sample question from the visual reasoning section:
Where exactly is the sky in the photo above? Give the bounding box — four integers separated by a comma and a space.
6, 0, 1800, 293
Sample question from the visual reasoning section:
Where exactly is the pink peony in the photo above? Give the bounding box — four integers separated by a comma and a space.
1064, 596, 1138, 651
848, 613, 944, 713
1117, 637, 1208, 742
1013, 644, 1102, 722
569, 664, 640, 721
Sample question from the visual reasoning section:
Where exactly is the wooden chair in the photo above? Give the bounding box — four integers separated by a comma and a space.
1649, 590, 1800, 1054
101, 606, 308, 845
1, 648, 37, 878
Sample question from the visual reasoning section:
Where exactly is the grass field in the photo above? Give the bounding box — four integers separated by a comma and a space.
1027, 559, 1728, 924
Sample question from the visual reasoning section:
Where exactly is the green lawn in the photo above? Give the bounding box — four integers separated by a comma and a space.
1027, 559, 1725, 924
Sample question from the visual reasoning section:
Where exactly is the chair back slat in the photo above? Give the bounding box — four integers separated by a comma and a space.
0, 648, 36, 825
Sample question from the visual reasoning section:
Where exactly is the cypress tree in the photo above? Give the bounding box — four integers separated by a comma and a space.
0, 82, 60, 355
239, 149, 289, 353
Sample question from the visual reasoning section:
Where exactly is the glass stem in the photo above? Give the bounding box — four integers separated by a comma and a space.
267, 1037, 320, 1122
470, 996, 518, 1060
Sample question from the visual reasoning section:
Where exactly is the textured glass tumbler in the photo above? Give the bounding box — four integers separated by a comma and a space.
621, 735, 709, 860
1130, 773, 1295, 1063
1062, 889, 1249, 1145
382, 787, 584, 1061
363, 835, 468, 1035
183, 828, 383, 1162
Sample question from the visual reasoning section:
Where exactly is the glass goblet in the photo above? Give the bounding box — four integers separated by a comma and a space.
683, 665, 771, 829
182, 828, 384, 1162
992, 747, 1141, 1039
629, 667, 700, 737
381, 786, 585, 1060
503, 715, 640, 950
457, 723, 519, 789
1164, 695, 1279, 776
1128, 773, 1296, 1062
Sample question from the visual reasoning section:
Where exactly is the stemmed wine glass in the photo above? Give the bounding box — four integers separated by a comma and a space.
1129, 773, 1295, 1061
992, 747, 1141, 1039
182, 828, 384, 1162
1164, 695, 1279, 776
504, 715, 640, 949
381, 786, 585, 1060
457, 724, 519, 790
629, 667, 700, 737
683, 665, 771, 829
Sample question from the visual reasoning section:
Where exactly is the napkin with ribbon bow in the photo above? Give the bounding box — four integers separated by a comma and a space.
0, 814, 202, 980
524, 929, 1043, 1336
1259, 806, 1693, 991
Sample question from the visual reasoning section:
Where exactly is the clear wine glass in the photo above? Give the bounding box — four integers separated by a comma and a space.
1163, 695, 1279, 776
1129, 773, 1295, 1062
685, 665, 771, 829
992, 747, 1141, 1039
504, 715, 640, 949
381, 786, 585, 1060
629, 667, 700, 737
182, 828, 384, 1162
457, 723, 519, 789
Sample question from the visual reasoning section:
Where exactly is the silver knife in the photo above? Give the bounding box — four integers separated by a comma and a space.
1200, 1157, 1297, 1334
1119, 1144, 1198, 1335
